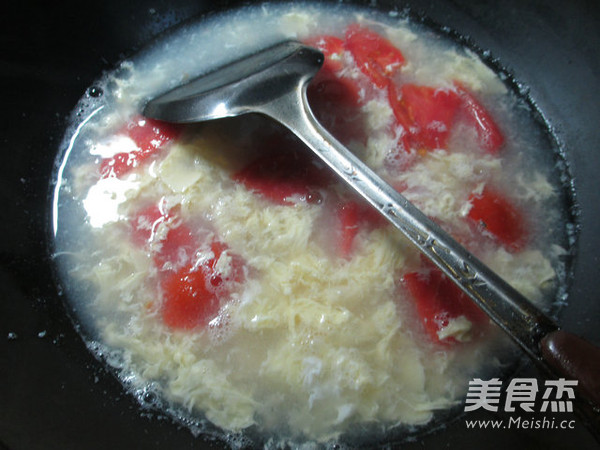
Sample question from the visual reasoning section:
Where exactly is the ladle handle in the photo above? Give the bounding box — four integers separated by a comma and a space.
541, 330, 600, 436
260, 82, 600, 439
261, 85, 558, 365
541, 330, 600, 407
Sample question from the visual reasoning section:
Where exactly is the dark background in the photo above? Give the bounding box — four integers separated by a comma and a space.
1, 0, 599, 448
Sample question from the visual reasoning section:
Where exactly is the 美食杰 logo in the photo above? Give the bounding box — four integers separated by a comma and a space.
463, 378, 578, 430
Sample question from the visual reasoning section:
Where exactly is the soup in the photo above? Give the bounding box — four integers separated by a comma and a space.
51, 2, 572, 447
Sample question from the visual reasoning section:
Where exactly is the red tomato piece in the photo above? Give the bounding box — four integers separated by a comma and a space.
386, 83, 414, 153
127, 116, 181, 152
131, 202, 170, 246
233, 145, 332, 205
404, 269, 487, 344
129, 202, 245, 330
345, 24, 406, 89
304, 35, 346, 73
306, 33, 370, 144
153, 224, 196, 270
467, 187, 527, 251
160, 265, 218, 330
159, 236, 246, 330
388, 83, 462, 151
207, 240, 246, 287
337, 201, 361, 258
129, 202, 195, 270
335, 199, 388, 258
100, 116, 182, 178
456, 85, 505, 154
387, 82, 414, 131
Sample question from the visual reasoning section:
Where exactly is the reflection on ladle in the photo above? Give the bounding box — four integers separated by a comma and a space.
143, 40, 600, 437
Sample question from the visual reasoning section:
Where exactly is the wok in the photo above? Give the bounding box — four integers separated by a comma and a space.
1, 0, 599, 449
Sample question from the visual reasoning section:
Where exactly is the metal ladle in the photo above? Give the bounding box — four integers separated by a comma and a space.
143, 41, 599, 434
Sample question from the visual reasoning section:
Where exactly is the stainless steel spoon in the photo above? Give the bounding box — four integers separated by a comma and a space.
143, 41, 599, 431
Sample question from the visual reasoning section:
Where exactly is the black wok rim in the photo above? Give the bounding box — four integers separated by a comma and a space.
3, 0, 598, 449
